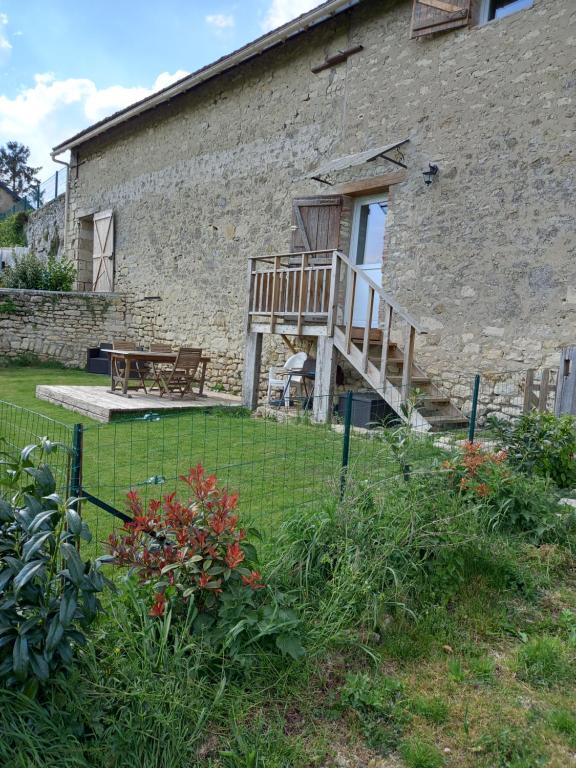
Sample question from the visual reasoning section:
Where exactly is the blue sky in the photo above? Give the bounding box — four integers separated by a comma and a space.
0, 0, 319, 176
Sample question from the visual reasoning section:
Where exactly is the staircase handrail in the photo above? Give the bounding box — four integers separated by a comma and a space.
334, 250, 426, 334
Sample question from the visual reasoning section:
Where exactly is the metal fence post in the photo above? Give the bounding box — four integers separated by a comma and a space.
340, 391, 353, 500
70, 423, 83, 512
54, 170, 59, 198
468, 374, 481, 443
35, 184, 40, 209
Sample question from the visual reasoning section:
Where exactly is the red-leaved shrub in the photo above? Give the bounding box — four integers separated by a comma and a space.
107, 465, 264, 618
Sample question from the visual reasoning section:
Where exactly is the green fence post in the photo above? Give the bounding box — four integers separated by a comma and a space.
340, 391, 353, 500
468, 374, 481, 443
70, 423, 83, 509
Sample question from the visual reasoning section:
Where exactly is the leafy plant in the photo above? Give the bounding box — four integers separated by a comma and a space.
0, 440, 109, 694
0, 211, 27, 247
489, 411, 576, 488
107, 466, 304, 661
2, 250, 76, 291
444, 443, 563, 542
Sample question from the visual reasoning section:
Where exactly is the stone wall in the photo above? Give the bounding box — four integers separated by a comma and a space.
61, 0, 575, 395
24, 195, 65, 260
0, 289, 126, 367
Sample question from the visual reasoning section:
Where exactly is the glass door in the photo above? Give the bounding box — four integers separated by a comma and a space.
350, 194, 388, 327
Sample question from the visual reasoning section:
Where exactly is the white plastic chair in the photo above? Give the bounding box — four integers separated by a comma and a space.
267, 352, 308, 406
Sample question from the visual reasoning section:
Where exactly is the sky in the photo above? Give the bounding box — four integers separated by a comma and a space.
0, 0, 320, 179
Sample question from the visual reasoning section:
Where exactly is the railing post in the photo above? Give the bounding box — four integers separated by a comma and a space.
379, 304, 392, 390
327, 250, 339, 336
270, 255, 281, 333
297, 252, 308, 336
344, 267, 357, 353
362, 287, 375, 372
468, 374, 480, 443
401, 323, 416, 402
340, 391, 353, 500
54, 170, 59, 198
245, 258, 256, 332
36, 184, 40, 209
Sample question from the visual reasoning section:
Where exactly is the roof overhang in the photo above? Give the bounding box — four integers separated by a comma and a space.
52, 0, 362, 157
308, 139, 410, 185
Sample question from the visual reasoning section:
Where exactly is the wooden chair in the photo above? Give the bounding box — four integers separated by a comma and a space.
158, 347, 202, 399
112, 340, 148, 393
148, 343, 174, 391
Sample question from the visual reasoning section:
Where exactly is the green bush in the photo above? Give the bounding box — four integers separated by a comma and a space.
490, 411, 576, 488
0, 211, 27, 247
2, 250, 76, 291
444, 442, 566, 542
0, 441, 109, 695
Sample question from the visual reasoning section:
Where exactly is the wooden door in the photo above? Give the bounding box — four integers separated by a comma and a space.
291, 196, 342, 253
92, 210, 114, 292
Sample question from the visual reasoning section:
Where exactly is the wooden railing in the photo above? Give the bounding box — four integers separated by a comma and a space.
247, 250, 337, 335
247, 249, 426, 401
333, 250, 426, 401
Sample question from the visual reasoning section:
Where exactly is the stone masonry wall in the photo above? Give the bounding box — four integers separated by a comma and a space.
61, 0, 575, 396
0, 289, 126, 368
24, 195, 65, 260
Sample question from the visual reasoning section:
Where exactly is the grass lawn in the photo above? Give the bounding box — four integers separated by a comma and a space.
1, 367, 576, 767
0, 366, 443, 552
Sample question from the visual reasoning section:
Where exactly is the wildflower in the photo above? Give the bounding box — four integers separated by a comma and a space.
475, 482, 491, 498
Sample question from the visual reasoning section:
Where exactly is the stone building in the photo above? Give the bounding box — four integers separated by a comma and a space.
49, 0, 575, 426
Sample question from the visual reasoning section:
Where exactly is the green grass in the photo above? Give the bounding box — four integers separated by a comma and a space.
0, 367, 446, 555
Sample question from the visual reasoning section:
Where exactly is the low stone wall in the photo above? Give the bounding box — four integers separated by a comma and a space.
0, 289, 126, 368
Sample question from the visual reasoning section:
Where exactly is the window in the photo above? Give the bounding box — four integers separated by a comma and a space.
481, 0, 533, 24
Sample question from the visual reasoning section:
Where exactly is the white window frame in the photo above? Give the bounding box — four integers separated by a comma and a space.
478, 0, 534, 25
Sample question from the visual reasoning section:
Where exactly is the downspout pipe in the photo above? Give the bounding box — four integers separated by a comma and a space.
50, 152, 71, 260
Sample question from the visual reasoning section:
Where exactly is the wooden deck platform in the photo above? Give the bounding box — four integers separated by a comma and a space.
36, 385, 242, 423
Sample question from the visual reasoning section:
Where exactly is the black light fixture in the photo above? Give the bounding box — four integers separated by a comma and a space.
423, 163, 439, 186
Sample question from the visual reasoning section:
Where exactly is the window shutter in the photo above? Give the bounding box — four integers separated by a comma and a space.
92, 210, 114, 292
291, 196, 343, 253
410, 0, 471, 38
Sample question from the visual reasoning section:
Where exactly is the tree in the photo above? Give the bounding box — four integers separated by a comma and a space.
0, 141, 41, 198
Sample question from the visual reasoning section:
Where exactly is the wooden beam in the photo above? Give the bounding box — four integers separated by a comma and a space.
523, 369, 535, 413
418, 0, 462, 12
313, 336, 336, 423
242, 332, 263, 410
311, 45, 364, 74
281, 334, 296, 354
538, 368, 550, 412
331, 171, 406, 196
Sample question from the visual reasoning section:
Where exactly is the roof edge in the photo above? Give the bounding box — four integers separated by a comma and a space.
52, 0, 361, 156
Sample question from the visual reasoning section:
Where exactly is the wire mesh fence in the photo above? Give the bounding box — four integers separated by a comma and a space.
0, 369, 560, 558
0, 399, 74, 495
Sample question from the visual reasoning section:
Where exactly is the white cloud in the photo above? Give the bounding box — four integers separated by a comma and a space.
0, 70, 189, 174
0, 12, 12, 63
205, 13, 235, 29
261, 0, 319, 32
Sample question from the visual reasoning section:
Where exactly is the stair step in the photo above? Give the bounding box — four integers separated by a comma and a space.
388, 376, 431, 385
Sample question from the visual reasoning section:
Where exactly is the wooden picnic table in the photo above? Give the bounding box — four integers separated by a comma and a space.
107, 350, 210, 397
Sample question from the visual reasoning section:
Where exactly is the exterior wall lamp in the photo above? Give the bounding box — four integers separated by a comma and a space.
423, 163, 439, 186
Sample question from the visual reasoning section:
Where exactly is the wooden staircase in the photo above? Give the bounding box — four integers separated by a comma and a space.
333, 326, 468, 431
245, 248, 468, 430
